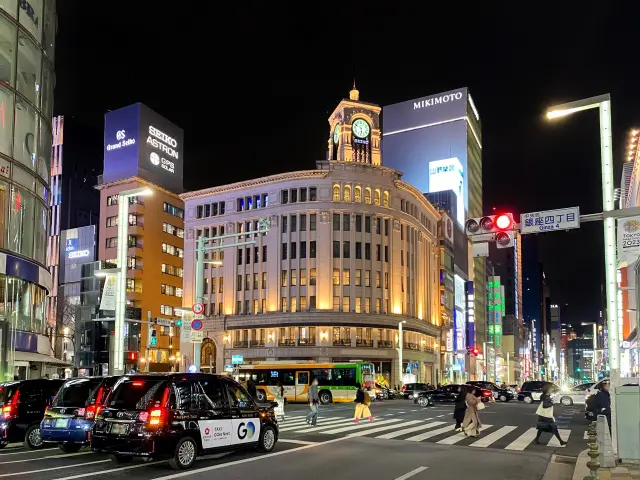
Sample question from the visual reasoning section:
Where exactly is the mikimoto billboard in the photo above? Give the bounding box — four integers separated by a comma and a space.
103, 103, 184, 193
382, 87, 478, 225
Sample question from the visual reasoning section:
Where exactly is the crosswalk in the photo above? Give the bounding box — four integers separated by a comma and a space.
278, 415, 580, 452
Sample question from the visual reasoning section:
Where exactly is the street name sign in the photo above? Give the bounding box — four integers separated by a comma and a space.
520, 207, 580, 234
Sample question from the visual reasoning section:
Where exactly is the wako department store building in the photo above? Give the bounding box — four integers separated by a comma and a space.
0, 0, 64, 380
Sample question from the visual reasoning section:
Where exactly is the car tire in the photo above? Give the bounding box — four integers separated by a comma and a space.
59, 443, 82, 453
560, 396, 573, 406
169, 436, 197, 470
111, 454, 134, 464
319, 390, 332, 405
499, 395, 508, 402
417, 396, 429, 407
255, 389, 267, 402
524, 396, 533, 404
24, 424, 44, 449
257, 426, 277, 453
0, 443, 7, 449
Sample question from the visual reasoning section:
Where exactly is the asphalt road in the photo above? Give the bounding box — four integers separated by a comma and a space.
0, 399, 588, 480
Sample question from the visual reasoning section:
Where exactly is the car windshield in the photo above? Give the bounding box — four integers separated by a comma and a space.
107, 378, 167, 410
53, 378, 102, 407
0, 383, 18, 407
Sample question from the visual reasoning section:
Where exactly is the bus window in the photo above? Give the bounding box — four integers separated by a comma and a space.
297, 371, 309, 385
312, 369, 331, 385
281, 370, 295, 386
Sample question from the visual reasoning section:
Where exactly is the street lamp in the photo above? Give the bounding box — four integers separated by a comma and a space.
547, 94, 619, 452
397, 320, 407, 385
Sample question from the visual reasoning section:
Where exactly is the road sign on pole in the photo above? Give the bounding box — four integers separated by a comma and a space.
190, 330, 204, 344
191, 319, 203, 331
520, 207, 580, 234
192, 303, 204, 315
155, 318, 172, 327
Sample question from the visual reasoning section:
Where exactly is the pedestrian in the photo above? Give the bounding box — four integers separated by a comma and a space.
453, 385, 467, 432
462, 386, 484, 437
534, 383, 567, 446
274, 381, 285, 421
246, 377, 257, 399
306, 378, 320, 426
353, 382, 373, 423
591, 381, 611, 434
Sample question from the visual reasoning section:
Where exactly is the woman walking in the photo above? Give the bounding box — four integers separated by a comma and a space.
353, 382, 373, 423
453, 385, 467, 432
274, 381, 285, 422
535, 384, 567, 446
462, 386, 483, 437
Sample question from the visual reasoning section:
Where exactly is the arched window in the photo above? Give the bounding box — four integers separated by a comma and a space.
374, 189, 381, 206
383, 191, 389, 207
333, 184, 341, 202
364, 187, 371, 204
354, 186, 362, 203
344, 185, 351, 202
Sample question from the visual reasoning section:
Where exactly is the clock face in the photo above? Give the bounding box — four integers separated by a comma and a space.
333, 124, 340, 144
352, 119, 370, 138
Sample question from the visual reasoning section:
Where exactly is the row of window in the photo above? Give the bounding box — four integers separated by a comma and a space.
331, 241, 389, 261
330, 268, 389, 288
160, 304, 177, 316
332, 184, 389, 207
163, 202, 184, 219
281, 241, 316, 260
236, 246, 268, 265
105, 235, 142, 249
161, 263, 184, 277
196, 201, 226, 219
162, 243, 184, 258
236, 194, 268, 212
235, 272, 269, 292
332, 213, 389, 235
202, 276, 224, 294
163, 222, 184, 238
281, 213, 317, 233
401, 198, 435, 233
106, 195, 144, 206
280, 187, 317, 204
161, 284, 183, 297
106, 214, 141, 228
280, 269, 316, 287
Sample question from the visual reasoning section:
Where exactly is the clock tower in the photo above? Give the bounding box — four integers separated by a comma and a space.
328, 83, 381, 165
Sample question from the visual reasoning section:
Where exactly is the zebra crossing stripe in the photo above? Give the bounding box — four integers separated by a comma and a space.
278, 417, 343, 430
470, 426, 516, 448
436, 429, 469, 445
547, 429, 571, 447
376, 421, 447, 440
505, 428, 538, 450
406, 424, 493, 442
320, 418, 404, 435
347, 420, 423, 438
282, 418, 351, 433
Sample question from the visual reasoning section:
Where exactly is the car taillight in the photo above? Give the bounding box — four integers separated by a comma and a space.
2, 389, 19, 420
402, 385, 406, 391
149, 408, 164, 425
482, 390, 491, 396
84, 404, 97, 419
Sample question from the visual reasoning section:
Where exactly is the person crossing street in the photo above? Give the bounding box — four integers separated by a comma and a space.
306, 378, 320, 426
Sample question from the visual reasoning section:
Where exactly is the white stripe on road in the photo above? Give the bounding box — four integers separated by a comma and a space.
53, 461, 164, 480
505, 428, 538, 451
278, 439, 316, 445
278, 417, 344, 430
436, 430, 468, 445
406, 424, 493, 442
0, 447, 57, 456
375, 421, 445, 439
0, 450, 93, 464
470, 426, 516, 448
547, 429, 571, 447
394, 466, 428, 480
0, 459, 109, 478
289, 418, 354, 433
584, 431, 589, 440
320, 418, 404, 435
347, 420, 423, 437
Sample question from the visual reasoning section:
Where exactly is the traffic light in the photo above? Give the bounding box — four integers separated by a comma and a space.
469, 347, 479, 356
465, 213, 515, 249
175, 319, 182, 327
148, 319, 157, 347
128, 352, 138, 361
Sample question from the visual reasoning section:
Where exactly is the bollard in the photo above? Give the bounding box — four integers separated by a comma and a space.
584, 421, 601, 480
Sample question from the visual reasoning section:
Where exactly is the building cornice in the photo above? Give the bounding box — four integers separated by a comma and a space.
394, 180, 442, 219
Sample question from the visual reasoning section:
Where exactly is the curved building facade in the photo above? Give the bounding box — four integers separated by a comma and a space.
0, 0, 58, 380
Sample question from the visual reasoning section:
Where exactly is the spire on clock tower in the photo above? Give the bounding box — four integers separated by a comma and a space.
327, 84, 381, 165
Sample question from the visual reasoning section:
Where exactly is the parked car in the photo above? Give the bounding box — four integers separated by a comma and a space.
0, 378, 65, 449
91, 373, 279, 470
402, 383, 431, 399
414, 384, 492, 407
41, 376, 119, 452
552, 383, 594, 406
467, 381, 514, 402
517, 381, 559, 403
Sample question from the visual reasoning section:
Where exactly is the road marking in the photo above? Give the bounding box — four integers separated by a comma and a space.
376, 421, 446, 439
53, 461, 164, 480
347, 420, 423, 437
0, 450, 93, 465
320, 418, 403, 435
584, 431, 589, 440
0, 459, 109, 478
394, 466, 428, 480
505, 428, 538, 450
0, 447, 57, 456
547, 429, 571, 447
278, 416, 343, 429
436, 430, 468, 445
290, 418, 354, 433
470, 426, 517, 448
406, 424, 493, 442
278, 439, 316, 445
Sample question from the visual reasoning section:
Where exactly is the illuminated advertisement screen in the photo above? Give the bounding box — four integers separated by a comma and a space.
454, 274, 467, 351
428, 158, 464, 225
103, 103, 184, 193
382, 88, 470, 225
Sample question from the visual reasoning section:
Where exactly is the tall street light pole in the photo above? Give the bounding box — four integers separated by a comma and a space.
546, 94, 619, 453
397, 320, 406, 385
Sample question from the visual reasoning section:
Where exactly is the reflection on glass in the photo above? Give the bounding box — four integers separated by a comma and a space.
33, 284, 45, 333
8, 184, 35, 257
0, 179, 7, 250
42, 0, 56, 59
7, 277, 32, 332
40, 61, 52, 118
0, 86, 14, 156
37, 116, 49, 182
13, 97, 38, 170
16, 33, 42, 107
0, 273, 5, 318
17, 0, 43, 43
0, 14, 17, 87
33, 198, 46, 264
0, 0, 18, 18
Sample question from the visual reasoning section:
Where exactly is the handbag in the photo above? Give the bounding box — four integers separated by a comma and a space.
536, 403, 554, 419
476, 401, 486, 411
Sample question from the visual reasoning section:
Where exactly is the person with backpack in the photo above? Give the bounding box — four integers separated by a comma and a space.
353, 382, 373, 423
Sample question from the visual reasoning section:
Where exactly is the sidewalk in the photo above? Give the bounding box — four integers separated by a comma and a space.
572, 449, 640, 480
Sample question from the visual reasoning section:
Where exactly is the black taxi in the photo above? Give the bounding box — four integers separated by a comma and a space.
90, 373, 279, 469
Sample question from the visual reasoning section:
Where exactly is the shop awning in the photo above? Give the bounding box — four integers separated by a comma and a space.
14, 351, 72, 366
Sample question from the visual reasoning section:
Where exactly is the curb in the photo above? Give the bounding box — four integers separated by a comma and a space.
572, 449, 591, 480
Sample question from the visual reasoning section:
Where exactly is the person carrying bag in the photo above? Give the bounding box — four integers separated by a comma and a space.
353, 383, 373, 423
534, 384, 567, 446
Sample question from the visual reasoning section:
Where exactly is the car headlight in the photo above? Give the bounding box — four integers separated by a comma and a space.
413, 392, 419, 398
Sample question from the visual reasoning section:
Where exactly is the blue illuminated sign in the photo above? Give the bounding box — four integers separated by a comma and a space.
65, 238, 78, 252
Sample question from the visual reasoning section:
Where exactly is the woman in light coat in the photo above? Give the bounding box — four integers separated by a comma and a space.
462, 386, 483, 437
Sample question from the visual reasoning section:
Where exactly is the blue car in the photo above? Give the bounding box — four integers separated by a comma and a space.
41, 377, 114, 453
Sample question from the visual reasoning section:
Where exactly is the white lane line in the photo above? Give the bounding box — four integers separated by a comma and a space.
0, 450, 93, 465
505, 428, 538, 451
278, 417, 344, 429
394, 466, 428, 480
278, 439, 316, 445
436, 414, 446, 418
148, 437, 350, 480
347, 420, 423, 438
470, 426, 517, 448
320, 418, 404, 435
0, 447, 57, 457
436, 430, 468, 445
407, 424, 493, 442
53, 461, 164, 480
584, 431, 589, 440
0, 459, 110, 478
547, 429, 571, 447
281, 418, 351, 432
376, 421, 445, 440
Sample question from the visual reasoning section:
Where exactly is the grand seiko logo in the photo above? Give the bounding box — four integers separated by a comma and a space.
414, 92, 463, 110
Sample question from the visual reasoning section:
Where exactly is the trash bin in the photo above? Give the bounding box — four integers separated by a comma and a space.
615, 386, 640, 461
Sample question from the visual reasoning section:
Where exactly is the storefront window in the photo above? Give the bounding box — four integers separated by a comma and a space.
17, 0, 42, 44
0, 179, 8, 251
13, 97, 38, 170
42, 0, 55, 59
0, 14, 16, 87
16, 32, 41, 107
33, 197, 46, 264
6, 277, 32, 332
7, 184, 35, 257
32, 284, 45, 333
0, 86, 14, 156
40, 60, 52, 118
36, 117, 49, 182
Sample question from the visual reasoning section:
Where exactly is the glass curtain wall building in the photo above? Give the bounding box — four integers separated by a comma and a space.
0, 0, 58, 380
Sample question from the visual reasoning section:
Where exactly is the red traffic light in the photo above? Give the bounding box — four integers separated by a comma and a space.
128, 352, 138, 361
495, 214, 513, 230
472, 348, 479, 356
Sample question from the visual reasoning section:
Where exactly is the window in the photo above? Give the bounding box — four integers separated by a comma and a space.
333, 241, 340, 258
290, 215, 297, 232
281, 270, 287, 287
310, 268, 317, 286
401, 250, 404, 266
385, 218, 389, 236
161, 284, 181, 297
300, 214, 307, 231
385, 245, 389, 262
383, 191, 389, 207
300, 268, 307, 286
376, 271, 381, 288
290, 242, 297, 259
309, 187, 317, 201
282, 243, 287, 260
290, 188, 297, 203
354, 186, 362, 203
106, 237, 117, 248
376, 244, 381, 261
245, 274, 251, 290
263, 245, 267, 262
365, 270, 371, 287
300, 241, 307, 258
310, 241, 316, 258
333, 213, 340, 230
196, 205, 203, 218
291, 270, 297, 286
226, 382, 253, 409
162, 243, 184, 257
163, 202, 184, 218
290, 297, 297, 313
106, 216, 117, 227
385, 272, 389, 289
300, 188, 307, 202
343, 269, 350, 286
310, 214, 317, 231
262, 272, 267, 289
333, 296, 340, 312
356, 269, 361, 286
281, 190, 289, 204
162, 264, 184, 277
333, 184, 341, 201
376, 218, 381, 234
356, 298, 361, 313
365, 216, 371, 233
309, 296, 316, 309
356, 215, 362, 232
343, 213, 350, 231
364, 188, 371, 204
163, 223, 184, 238
374, 189, 381, 206
343, 241, 350, 258
237, 275, 243, 291
160, 305, 174, 316
300, 297, 307, 310
281, 215, 288, 233
376, 298, 381, 314
254, 247, 259, 263
365, 297, 371, 313
365, 243, 371, 260
343, 297, 350, 312
237, 248, 243, 265
355, 242, 362, 259
107, 194, 118, 206
344, 185, 351, 202
333, 268, 340, 285
281, 297, 287, 312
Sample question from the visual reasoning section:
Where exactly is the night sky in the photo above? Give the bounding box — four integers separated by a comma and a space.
54, 3, 640, 328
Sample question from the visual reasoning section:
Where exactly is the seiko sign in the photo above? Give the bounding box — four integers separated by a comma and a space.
106, 129, 136, 151
146, 125, 178, 174
413, 92, 463, 110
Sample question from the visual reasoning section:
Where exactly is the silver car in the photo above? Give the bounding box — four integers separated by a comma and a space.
552, 382, 594, 406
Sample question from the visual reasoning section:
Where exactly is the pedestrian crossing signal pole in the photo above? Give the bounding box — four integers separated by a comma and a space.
397, 320, 406, 385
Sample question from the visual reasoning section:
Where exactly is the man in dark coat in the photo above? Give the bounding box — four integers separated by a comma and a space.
246, 378, 258, 399
592, 381, 611, 434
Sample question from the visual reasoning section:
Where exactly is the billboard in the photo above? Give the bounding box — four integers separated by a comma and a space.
103, 103, 184, 193
429, 158, 464, 225
59, 225, 96, 284
383, 88, 474, 225
454, 274, 467, 351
